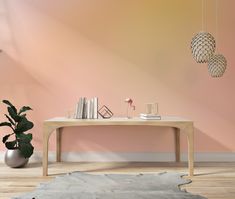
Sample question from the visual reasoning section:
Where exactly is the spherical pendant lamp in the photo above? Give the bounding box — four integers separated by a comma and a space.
191, 32, 216, 63
208, 54, 227, 77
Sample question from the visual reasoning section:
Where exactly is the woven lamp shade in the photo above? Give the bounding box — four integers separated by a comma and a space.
191, 32, 216, 63
208, 54, 227, 77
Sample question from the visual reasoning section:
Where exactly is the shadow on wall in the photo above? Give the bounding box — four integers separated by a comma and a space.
0, 52, 40, 86
57, 126, 232, 154
0, 53, 60, 151
60, 126, 176, 153
181, 127, 232, 152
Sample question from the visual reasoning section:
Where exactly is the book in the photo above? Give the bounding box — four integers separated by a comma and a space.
76, 98, 83, 119
76, 97, 86, 119
140, 113, 161, 120
82, 97, 87, 119
87, 97, 98, 119
93, 97, 98, 119
86, 99, 93, 119
91, 98, 94, 119
75, 97, 99, 119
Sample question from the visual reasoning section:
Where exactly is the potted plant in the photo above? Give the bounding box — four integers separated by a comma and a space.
0, 100, 34, 168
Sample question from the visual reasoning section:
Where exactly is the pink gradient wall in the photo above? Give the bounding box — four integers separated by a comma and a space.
0, 0, 235, 153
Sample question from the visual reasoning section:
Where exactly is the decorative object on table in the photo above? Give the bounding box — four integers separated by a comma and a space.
98, 105, 113, 119
146, 102, 158, 115
0, 100, 34, 168
66, 109, 75, 119
74, 97, 98, 119
208, 54, 227, 77
140, 102, 161, 120
125, 98, 135, 119
13, 172, 206, 199
140, 113, 161, 120
190, 0, 227, 78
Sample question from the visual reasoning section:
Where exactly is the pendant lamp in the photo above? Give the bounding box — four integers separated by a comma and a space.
191, 0, 216, 63
191, 32, 216, 63
208, 54, 227, 77
207, 0, 227, 78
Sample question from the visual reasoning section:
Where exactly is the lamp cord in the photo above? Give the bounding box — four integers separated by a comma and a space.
216, 0, 218, 52
202, 0, 205, 31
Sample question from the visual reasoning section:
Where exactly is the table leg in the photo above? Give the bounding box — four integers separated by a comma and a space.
186, 124, 194, 177
43, 125, 56, 176
43, 126, 50, 176
56, 128, 62, 162
174, 128, 180, 162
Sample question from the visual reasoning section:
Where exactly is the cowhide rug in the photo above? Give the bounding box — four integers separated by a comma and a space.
13, 172, 206, 199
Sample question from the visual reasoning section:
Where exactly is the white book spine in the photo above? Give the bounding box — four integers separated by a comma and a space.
90, 98, 94, 119
93, 97, 98, 119
87, 100, 91, 119
77, 98, 83, 119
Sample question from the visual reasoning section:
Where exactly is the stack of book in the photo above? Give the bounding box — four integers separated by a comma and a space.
74, 97, 98, 119
140, 113, 161, 120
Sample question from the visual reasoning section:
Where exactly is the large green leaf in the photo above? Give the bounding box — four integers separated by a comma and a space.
2, 100, 14, 107
8, 107, 21, 122
2, 134, 12, 143
18, 106, 32, 115
2, 100, 17, 113
5, 114, 15, 125
20, 113, 26, 118
0, 122, 12, 127
17, 133, 32, 143
5, 140, 17, 149
15, 117, 34, 134
18, 142, 34, 158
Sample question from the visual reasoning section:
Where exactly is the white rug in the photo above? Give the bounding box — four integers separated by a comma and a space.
13, 172, 206, 199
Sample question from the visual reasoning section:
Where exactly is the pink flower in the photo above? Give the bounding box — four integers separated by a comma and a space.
125, 98, 135, 110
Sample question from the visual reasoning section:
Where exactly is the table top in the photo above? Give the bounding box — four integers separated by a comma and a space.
44, 116, 193, 126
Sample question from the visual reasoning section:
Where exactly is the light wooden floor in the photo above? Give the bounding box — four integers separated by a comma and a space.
0, 162, 235, 199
